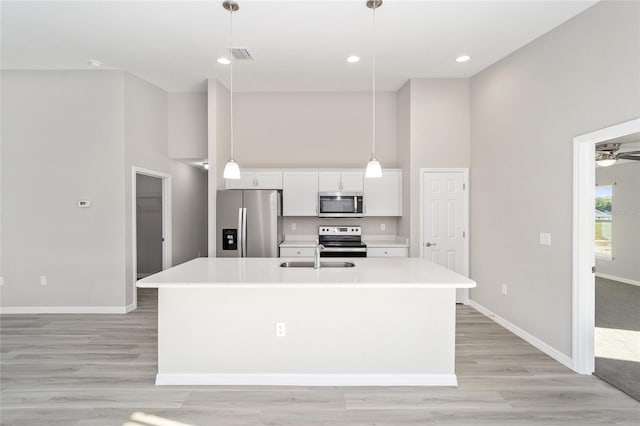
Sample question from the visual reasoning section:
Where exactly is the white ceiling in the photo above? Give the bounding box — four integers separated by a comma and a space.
1, 0, 598, 92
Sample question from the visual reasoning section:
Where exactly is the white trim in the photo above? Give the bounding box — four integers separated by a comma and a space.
0, 306, 129, 314
125, 302, 136, 313
132, 167, 172, 312
469, 300, 573, 370
155, 373, 457, 387
572, 118, 640, 375
419, 168, 470, 304
595, 272, 640, 287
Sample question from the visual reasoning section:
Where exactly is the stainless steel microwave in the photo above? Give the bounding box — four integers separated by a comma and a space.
318, 192, 364, 218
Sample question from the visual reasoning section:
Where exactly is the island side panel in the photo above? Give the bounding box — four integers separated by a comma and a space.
157, 287, 456, 385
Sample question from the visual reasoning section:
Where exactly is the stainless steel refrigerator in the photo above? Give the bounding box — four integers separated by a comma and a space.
216, 190, 283, 257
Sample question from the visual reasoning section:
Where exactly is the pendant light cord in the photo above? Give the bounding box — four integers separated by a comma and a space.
372, 3, 376, 159
229, 5, 234, 160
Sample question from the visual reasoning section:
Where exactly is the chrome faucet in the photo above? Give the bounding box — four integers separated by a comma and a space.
314, 243, 325, 269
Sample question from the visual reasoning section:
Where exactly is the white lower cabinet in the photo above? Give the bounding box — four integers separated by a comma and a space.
367, 247, 409, 258
280, 247, 315, 257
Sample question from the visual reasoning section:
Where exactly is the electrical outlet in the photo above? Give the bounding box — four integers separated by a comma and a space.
501, 283, 508, 296
291, 222, 296, 231
380, 223, 386, 231
40, 276, 48, 286
539, 232, 551, 246
275, 322, 286, 337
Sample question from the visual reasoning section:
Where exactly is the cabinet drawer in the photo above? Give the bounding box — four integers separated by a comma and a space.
367, 247, 408, 257
280, 247, 315, 257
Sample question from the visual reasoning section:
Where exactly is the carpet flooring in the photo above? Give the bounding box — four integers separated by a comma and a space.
595, 277, 640, 401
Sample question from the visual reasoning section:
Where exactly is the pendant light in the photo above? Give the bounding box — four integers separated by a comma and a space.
223, 0, 241, 179
365, 0, 383, 178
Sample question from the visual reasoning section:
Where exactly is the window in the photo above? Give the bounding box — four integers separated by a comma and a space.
595, 185, 612, 259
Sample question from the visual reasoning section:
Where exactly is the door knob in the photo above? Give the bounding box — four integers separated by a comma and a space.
425, 242, 437, 247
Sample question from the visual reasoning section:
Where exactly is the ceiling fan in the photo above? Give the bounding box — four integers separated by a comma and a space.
595, 142, 640, 167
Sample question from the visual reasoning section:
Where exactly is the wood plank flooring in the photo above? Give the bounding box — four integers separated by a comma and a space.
1, 288, 638, 425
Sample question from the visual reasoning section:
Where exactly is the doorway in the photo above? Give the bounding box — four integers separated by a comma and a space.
132, 167, 171, 308
136, 174, 163, 279
420, 168, 469, 304
572, 117, 640, 375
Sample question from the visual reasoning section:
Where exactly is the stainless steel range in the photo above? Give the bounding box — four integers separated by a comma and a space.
318, 226, 367, 258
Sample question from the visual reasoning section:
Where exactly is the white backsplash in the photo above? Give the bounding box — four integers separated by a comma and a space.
283, 217, 399, 236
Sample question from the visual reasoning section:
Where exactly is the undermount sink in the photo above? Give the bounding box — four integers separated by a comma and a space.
280, 261, 356, 268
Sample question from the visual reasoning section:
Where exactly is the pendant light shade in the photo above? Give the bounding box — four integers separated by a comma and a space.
365, 0, 383, 178
365, 157, 382, 178
223, 159, 240, 178
223, 0, 240, 180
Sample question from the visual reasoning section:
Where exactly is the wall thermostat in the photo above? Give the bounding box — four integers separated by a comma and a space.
78, 200, 91, 208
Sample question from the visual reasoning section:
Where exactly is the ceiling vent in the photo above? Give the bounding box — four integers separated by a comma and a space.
230, 47, 254, 60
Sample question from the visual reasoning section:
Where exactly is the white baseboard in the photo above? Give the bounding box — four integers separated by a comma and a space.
155, 373, 458, 387
0, 306, 130, 314
125, 302, 136, 313
595, 273, 640, 287
468, 300, 573, 370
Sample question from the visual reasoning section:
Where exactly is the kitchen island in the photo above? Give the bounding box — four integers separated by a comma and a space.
137, 257, 476, 386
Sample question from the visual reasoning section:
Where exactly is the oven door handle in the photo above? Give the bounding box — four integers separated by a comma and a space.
320, 247, 367, 252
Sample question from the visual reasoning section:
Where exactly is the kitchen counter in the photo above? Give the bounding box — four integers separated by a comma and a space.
362, 235, 409, 248
279, 235, 317, 248
138, 257, 475, 387
137, 257, 475, 289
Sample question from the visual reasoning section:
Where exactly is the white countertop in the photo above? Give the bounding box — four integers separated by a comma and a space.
280, 235, 409, 248
279, 235, 317, 248
362, 235, 409, 248
137, 257, 476, 289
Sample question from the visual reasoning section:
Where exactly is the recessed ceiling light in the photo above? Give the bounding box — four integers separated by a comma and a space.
88, 59, 103, 68
456, 55, 471, 63
217, 57, 231, 65
346, 55, 360, 63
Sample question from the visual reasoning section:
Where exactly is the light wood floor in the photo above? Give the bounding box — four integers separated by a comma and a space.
1, 288, 638, 426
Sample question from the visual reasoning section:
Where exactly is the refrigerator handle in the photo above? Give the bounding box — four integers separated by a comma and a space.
237, 207, 244, 257
242, 207, 248, 257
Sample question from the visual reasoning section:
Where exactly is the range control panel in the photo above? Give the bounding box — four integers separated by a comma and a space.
319, 226, 361, 236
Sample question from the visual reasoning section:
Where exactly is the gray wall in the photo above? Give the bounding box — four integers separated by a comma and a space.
469, 1, 640, 356
1, 70, 127, 307
595, 162, 640, 282
397, 81, 411, 241
232, 92, 398, 168
395, 79, 471, 256
168, 92, 208, 160
124, 73, 171, 307
1, 70, 210, 310
407, 79, 471, 257
171, 161, 208, 265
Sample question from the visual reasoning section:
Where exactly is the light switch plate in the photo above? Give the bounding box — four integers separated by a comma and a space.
539, 232, 551, 246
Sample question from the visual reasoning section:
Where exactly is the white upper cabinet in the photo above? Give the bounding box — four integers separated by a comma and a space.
318, 171, 364, 192
364, 169, 402, 216
282, 171, 319, 216
225, 170, 283, 190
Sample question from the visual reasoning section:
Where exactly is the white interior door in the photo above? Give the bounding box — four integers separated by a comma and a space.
422, 169, 469, 303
